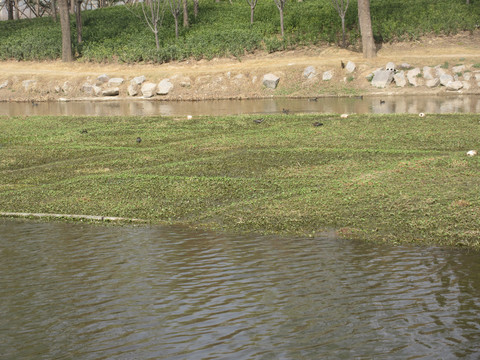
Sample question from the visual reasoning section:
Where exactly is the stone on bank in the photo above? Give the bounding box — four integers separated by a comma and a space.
263, 73, 280, 89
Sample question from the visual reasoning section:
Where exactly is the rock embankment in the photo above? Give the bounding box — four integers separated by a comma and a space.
0, 58, 479, 101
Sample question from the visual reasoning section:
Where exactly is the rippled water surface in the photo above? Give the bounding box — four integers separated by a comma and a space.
1, 219, 480, 359
1, 95, 480, 117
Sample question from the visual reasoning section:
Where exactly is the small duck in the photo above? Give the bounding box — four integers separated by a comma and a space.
253, 118, 264, 124
80, 129, 88, 134
31, 100, 38, 106
341, 61, 345, 69
282, 108, 290, 115
380, 99, 386, 104
313, 122, 323, 127
136, 137, 142, 143
308, 97, 318, 102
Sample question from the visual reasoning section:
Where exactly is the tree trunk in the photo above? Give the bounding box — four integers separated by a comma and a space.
357, 0, 376, 58
250, 5, 254, 24
58, 0, 73, 61
7, 0, 14, 20
279, 7, 284, 37
193, 0, 198, 17
14, 0, 19, 19
183, 0, 188, 27
75, 0, 82, 44
36, 0, 40, 17
174, 13, 179, 38
51, 0, 57, 22
341, 15, 346, 48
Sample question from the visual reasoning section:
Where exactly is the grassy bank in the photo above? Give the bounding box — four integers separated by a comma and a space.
0, 0, 479, 62
1, 113, 480, 248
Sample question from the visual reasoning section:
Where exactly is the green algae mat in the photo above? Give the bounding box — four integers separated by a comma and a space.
1, 113, 479, 248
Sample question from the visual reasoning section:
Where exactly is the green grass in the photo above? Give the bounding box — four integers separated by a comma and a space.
0, 0, 479, 62
1, 113, 480, 249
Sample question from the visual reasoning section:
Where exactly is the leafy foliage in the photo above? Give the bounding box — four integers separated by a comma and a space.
0, 0, 479, 62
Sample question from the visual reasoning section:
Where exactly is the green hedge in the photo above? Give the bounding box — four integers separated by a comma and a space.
0, 0, 478, 63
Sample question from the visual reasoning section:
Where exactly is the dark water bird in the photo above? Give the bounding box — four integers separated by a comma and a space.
313, 122, 324, 127
282, 108, 290, 115
136, 137, 142, 143
253, 118, 264, 124
31, 100, 38, 106
354, 95, 363, 100
341, 60, 345, 69
80, 129, 88, 134
380, 99, 386, 104
308, 97, 318, 102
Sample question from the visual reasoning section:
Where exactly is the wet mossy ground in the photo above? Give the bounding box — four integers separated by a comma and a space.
1, 113, 479, 248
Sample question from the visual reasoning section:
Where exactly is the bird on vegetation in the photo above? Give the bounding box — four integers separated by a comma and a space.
313, 122, 324, 127
136, 137, 142, 143
282, 108, 290, 115
253, 118, 264, 124
80, 129, 88, 134
341, 61, 346, 69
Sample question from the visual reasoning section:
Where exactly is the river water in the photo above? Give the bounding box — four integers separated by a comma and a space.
1, 95, 480, 117
1, 219, 480, 359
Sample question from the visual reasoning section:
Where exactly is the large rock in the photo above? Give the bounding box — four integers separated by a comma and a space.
0, 80, 9, 89
371, 70, 393, 88
97, 74, 109, 84
102, 87, 119, 96
131, 75, 146, 86
108, 78, 124, 86
82, 83, 93, 94
423, 66, 434, 80
127, 84, 138, 96
452, 65, 466, 74
463, 72, 472, 81
385, 62, 395, 72
440, 74, 454, 86
157, 79, 173, 95
407, 68, 421, 86
426, 78, 440, 88
345, 61, 356, 73
393, 71, 406, 87
141, 82, 157, 98
462, 81, 471, 90
435, 67, 448, 77
22, 79, 37, 91
322, 70, 333, 81
263, 73, 280, 89
303, 66, 316, 79
474, 73, 480, 81
446, 81, 463, 91
93, 85, 102, 96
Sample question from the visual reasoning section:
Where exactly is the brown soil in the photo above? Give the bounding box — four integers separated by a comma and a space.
1, 32, 479, 102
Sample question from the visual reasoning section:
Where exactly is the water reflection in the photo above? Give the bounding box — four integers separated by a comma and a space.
1, 95, 479, 117
1, 219, 480, 359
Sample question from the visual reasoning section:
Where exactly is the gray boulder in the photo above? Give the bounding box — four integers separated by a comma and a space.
82, 83, 93, 94
141, 82, 157, 98
157, 79, 173, 95
303, 66, 316, 79
463, 72, 472, 81
102, 87, 120, 96
474, 73, 480, 81
97, 74, 109, 84
345, 61, 356, 73
407, 68, 421, 86
131, 76, 146, 86
426, 78, 440, 88
128, 84, 138, 97
435, 67, 448, 77
371, 70, 393, 88
322, 70, 333, 81
108, 78, 124, 86
446, 81, 463, 91
385, 62, 395, 72
393, 71, 406, 87
440, 74, 454, 86
263, 73, 280, 89
423, 66, 434, 80
452, 65, 466, 74
462, 81, 471, 90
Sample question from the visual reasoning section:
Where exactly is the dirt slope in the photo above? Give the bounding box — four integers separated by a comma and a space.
1, 32, 479, 101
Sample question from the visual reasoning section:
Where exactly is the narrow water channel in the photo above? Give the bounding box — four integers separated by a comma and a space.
1, 219, 479, 359
1, 94, 479, 117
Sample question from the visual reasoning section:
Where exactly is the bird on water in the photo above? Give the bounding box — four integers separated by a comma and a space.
282, 108, 290, 115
